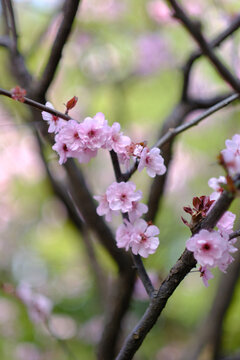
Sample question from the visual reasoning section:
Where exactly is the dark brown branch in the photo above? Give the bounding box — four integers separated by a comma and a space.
110, 150, 123, 182
5, 0, 18, 49
36, 0, 81, 98
97, 269, 136, 360
116, 190, 234, 360
131, 254, 155, 298
167, 0, 240, 93
1, 0, 9, 35
0, 87, 71, 120
182, 246, 240, 360
229, 229, 240, 240
182, 14, 240, 100
0, 35, 12, 48
1, 0, 32, 88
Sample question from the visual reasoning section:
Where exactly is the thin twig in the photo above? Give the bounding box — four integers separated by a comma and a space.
229, 229, 240, 240
155, 93, 239, 149
5, 0, 18, 50
167, 0, 240, 93
131, 254, 155, 298
0, 87, 71, 120
182, 14, 240, 100
36, 0, 81, 97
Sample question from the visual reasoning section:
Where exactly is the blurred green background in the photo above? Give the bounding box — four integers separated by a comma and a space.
1, 0, 240, 359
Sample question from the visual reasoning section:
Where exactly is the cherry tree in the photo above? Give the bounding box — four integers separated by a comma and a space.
1, 0, 240, 359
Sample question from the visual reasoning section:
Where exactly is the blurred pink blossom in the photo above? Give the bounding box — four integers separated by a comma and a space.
147, 1, 172, 24
80, 0, 126, 21
135, 33, 170, 75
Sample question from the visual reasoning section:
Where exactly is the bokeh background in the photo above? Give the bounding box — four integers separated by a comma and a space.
1, 0, 240, 359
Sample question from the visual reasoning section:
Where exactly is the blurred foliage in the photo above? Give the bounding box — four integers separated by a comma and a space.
1, 0, 240, 359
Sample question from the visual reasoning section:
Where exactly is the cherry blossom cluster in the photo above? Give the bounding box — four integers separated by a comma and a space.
185, 175, 237, 287
94, 181, 160, 258
184, 134, 240, 286
116, 218, 160, 258
42, 102, 166, 258
42, 102, 166, 177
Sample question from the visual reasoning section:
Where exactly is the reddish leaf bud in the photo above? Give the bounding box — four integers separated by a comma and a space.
181, 217, 190, 227
65, 96, 78, 114
192, 196, 201, 210
183, 206, 193, 215
11, 85, 26, 103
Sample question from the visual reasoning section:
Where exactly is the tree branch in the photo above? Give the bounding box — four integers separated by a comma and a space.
167, 0, 240, 93
182, 14, 240, 101
154, 93, 239, 150
116, 190, 235, 360
35, 0, 81, 98
182, 246, 240, 360
0, 87, 71, 120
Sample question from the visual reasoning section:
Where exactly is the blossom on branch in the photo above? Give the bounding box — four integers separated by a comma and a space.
116, 219, 160, 257
93, 193, 117, 222
105, 122, 131, 153
221, 134, 240, 176
106, 181, 142, 213
199, 266, 214, 287
186, 229, 227, 267
138, 147, 166, 177
42, 102, 66, 133
78, 112, 109, 151
187, 228, 238, 285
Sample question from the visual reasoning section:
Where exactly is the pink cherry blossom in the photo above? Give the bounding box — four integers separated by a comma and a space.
74, 146, 98, 163
128, 201, 148, 223
138, 147, 166, 177
106, 181, 142, 213
42, 102, 66, 133
52, 134, 72, 165
133, 144, 144, 158
116, 219, 160, 257
56, 119, 82, 151
136, 33, 169, 76
78, 112, 110, 151
146, 1, 172, 24
221, 134, 240, 175
94, 193, 117, 222
217, 211, 236, 235
209, 176, 226, 201
208, 176, 226, 192
215, 234, 237, 273
105, 122, 131, 153
130, 219, 160, 258
116, 220, 134, 250
186, 229, 227, 267
199, 266, 214, 287
118, 151, 131, 169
